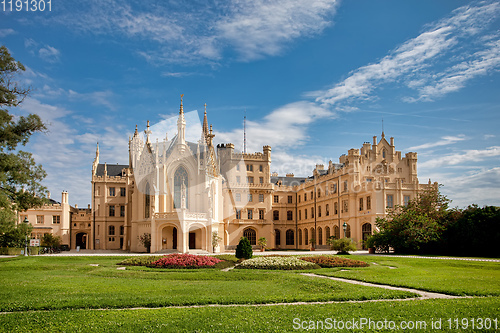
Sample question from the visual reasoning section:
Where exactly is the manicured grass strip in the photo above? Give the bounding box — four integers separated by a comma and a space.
316, 255, 500, 296
0, 256, 414, 312
1, 297, 498, 332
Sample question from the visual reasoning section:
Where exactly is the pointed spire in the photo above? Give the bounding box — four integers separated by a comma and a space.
179, 94, 184, 115
203, 103, 208, 138
177, 94, 186, 146
207, 124, 215, 147
96, 142, 99, 158
134, 124, 138, 137
145, 120, 152, 143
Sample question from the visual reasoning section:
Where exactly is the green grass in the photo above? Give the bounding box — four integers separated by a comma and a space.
315, 255, 500, 296
0, 256, 413, 312
0, 297, 498, 332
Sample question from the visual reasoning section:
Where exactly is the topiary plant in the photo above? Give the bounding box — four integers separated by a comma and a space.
235, 237, 253, 259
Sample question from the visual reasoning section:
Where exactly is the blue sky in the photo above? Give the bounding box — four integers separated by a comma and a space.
1, 0, 499, 208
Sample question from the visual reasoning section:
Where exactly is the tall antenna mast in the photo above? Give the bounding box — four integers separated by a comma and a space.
243, 109, 247, 154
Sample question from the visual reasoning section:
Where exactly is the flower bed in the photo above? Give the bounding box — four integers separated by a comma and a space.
299, 255, 369, 268
236, 256, 320, 270
150, 254, 222, 269
118, 256, 164, 266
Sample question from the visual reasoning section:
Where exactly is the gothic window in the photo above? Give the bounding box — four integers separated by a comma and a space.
383, 149, 386, 159
144, 182, 150, 218
318, 227, 323, 245
367, 196, 371, 210
334, 225, 340, 239
345, 223, 351, 238
243, 228, 256, 245
299, 229, 302, 245
174, 167, 188, 209
286, 229, 294, 245
325, 226, 331, 240
304, 229, 308, 245
275, 229, 281, 246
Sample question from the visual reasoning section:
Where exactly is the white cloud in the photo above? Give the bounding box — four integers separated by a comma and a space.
48, 0, 338, 64
311, 1, 500, 106
406, 135, 466, 151
0, 28, 15, 37
38, 45, 61, 63
419, 146, 500, 168
215, 101, 335, 153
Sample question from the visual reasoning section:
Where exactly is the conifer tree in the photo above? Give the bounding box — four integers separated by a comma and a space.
235, 237, 253, 259
0, 45, 47, 233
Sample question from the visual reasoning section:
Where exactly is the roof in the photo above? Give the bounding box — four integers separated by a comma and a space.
96, 164, 128, 177
271, 176, 307, 187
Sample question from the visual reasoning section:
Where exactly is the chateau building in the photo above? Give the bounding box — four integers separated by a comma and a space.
19, 97, 436, 252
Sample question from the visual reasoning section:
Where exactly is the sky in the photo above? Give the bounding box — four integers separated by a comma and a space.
1, 0, 499, 208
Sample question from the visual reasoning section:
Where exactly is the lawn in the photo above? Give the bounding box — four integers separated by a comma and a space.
0, 256, 413, 312
0, 254, 498, 332
315, 255, 500, 296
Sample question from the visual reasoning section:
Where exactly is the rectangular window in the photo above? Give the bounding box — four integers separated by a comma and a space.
52, 216, 60, 224
235, 193, 241, 202
273, 210, 279, 220
304, 193, 307, 201
311, 207, 314, 218
236, 164, 240, 171
259, 194, 264, 202
343, 181, 348, 192
299, 210, 301, 220
332, 183, 337, 193
305, 209, 308, 219
259, 165, 263, 172
246, 164, 253, 171
317, 189, 321, 198
109, 187, 115, 196
259, 209, 265, 219
235, 209, 241, 219
248, 193, 253, 202
334, 202, 338, 215
109, 225, 115, 235
120, 187, 126, 196
247, 209, 253, 220
259, 177, 263, 184
342, 200, 348, 213
288, 195, 293, 204
36, 215, 44, 224
120, 226, 124, 236
109, 205, 115, 217
247, 176, 254, 184
367, 196, 371, 210
298, 196, 301, 203
120, 205, 125, 217
387, 195, 394, 208
318, 206, 322, 217
359, 198, 364, 211
404, 195, 410, 207
236, 176, 241, 184
326, 204, 330, 216
273, 195, 279, 203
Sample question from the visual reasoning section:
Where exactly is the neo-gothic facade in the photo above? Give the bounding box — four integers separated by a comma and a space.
20, 97, 436, 253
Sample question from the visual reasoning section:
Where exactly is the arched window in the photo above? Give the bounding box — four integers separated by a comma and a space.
286, 229, 294, 245
334, 225, 340, 239
243, 228, 256, 245
174, 167, 188, 209
310, 228, 315, 243
318, 227, 323, 245
325, 226, 331, 241
362, 223, 372, 249
304, 229, 308, 245
345, 223, 351, 238
144, 182, 150, 218
299, 229, 302, 245
382, 149, 386, 159
275, 229, 281, 246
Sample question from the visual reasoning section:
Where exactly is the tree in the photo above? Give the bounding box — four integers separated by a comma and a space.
257, 237, 267, 251
374, 187, 452, 254
41, 233, 61, 249
235, 237, 253, 259
0, 45, 47, 232
330, 238, 357, 255
138, 233, 151, 253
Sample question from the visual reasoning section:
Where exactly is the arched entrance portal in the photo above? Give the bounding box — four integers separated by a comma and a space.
76, 232, 87, 250
161, 225, 178, 250
362, 223, 372, 249
189, 224, 206, 250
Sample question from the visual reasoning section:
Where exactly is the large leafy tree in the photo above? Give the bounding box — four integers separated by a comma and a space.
373, 187, 453, 254
0, 45, 47, 232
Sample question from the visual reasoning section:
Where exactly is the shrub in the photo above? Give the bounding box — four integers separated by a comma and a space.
118, 256, 164, 266
41, 234, 61, 249
236, 256, 320, 270
300, 255, 369, 268
235, 237, 253, 259
257, 237, 267, 250
150, 254, 222, 269
330, 238, 357, 254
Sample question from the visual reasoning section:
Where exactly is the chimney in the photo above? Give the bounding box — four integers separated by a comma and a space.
390, 137, 394, 146
285, 173, 294, 177
75, 204, 78, 209
373, 136, 377, 145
